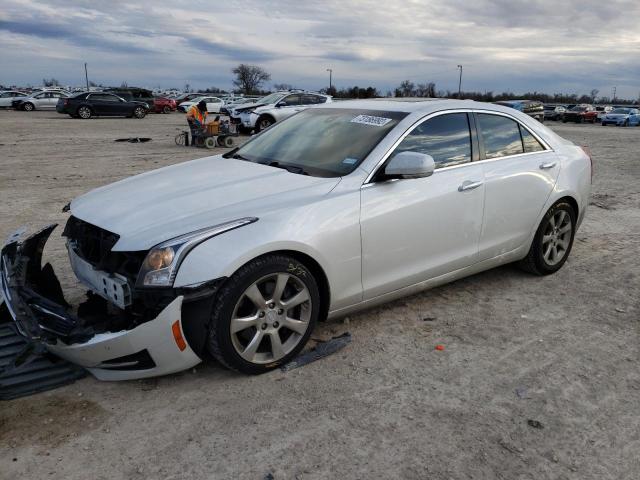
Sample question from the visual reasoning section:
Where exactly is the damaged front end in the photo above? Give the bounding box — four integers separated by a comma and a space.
1, 224, 219, 380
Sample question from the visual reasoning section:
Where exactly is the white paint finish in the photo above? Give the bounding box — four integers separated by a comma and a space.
70, 156, 340, 251
174, 178, 364, 310
478, 150, 559, 260
45, 297, 202, 381
360, 164, 485, 299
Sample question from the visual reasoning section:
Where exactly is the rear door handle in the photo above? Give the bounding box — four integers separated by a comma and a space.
458, 180, 483, 192
540, 162, 557, 170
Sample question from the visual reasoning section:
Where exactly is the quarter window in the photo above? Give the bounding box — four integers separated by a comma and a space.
520, 126, 545, 153
392, 113, 472, 168
477, 114, 524, 159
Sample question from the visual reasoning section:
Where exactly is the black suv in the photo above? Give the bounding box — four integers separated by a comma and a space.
104, 87, 154, 106
56, 92, 149, 119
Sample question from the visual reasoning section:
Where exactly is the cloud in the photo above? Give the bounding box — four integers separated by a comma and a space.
0, 0, 638, 98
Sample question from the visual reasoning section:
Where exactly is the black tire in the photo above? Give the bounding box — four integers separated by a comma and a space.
163, 105, 171, 114
518, 201, 576, 276
23, 102, 34, 112
77, 105, 92, 119
133, 106, 146, 119
255, 115, 274, 133
578, 116, 584, 124
623, 120, 629, 127
208, 254, 321, 374
562, 118, 567, 123
238, 125, 252, 135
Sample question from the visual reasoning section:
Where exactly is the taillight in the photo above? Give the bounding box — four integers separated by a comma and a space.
581, 146, 593, 181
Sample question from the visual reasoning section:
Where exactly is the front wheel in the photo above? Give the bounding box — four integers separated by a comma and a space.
163, 105, 171, 114
518, 201, 576, 275
208, 254, 320, 374
23, 102, 34, 111
133, 107, 146, 119
255, 116, 274, 133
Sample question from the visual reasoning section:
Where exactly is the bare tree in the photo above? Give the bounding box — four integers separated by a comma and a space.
397, 80, 415, 97
415, 82, 437, 97
273, 83, 294, 91
232, 64, 271, 94
42, 78, 60, 87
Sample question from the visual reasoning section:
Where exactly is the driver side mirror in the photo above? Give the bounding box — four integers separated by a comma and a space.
384, 151, 436, 179
276, 101, 286, 108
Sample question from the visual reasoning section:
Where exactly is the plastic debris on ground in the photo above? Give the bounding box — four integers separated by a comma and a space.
281, 332, 352, 372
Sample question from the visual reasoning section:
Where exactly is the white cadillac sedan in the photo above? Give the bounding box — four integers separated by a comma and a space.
0, 99, 591, 380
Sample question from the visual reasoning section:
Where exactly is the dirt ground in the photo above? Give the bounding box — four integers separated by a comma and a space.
0, 110, 638, 480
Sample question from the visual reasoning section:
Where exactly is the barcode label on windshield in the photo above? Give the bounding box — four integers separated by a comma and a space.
350, 115, 392, 127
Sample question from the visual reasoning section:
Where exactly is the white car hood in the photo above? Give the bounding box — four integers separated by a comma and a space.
70, 156, 340, 251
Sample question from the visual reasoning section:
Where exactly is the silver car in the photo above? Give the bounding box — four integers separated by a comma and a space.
0, 91, 28, 108
1, 99, 591, 380
240, 91, 332, 132
19, 90, 69, 111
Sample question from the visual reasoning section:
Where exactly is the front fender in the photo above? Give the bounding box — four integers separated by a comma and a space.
172, 196, 363, 311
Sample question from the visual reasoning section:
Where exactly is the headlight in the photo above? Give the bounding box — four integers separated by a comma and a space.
137, 217, 258, 287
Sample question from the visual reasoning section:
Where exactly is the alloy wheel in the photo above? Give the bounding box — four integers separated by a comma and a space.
230, 272, 312, 364
78, 106, 91, 119
259, 118, 273, 130
542, 210, 573, 266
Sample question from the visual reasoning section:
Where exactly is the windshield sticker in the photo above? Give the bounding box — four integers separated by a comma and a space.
350, 115, 393, 127
342, 157, 358, 165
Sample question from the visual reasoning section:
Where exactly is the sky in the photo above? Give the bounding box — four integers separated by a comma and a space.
1, 0, 639, 98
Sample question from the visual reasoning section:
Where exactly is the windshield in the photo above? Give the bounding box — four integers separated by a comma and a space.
230, 108, 407, 177
570, 106, 587, 112
611, 108, 631, 114
257, 92, 287, 105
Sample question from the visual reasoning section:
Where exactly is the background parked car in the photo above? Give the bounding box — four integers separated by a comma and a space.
240, 91, 332, 132
595, 105, 614, 123
172, 92, 208, 105
494, 100, 544, 122
543, 104, 566, 121
14, 91, 69, 111
562, 105, 597, 123
601, 107, 640, 127
153, 97, 177, 114
0, 91, 28, 108
105, 87, 154, 108
56, 92, 149, 119
178, 96, 224, 113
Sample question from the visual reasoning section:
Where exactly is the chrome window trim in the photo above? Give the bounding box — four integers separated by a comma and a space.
363, 108, 553, 185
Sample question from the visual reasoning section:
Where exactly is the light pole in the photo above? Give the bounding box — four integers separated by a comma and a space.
84, 62, 89, 91
457, 65, 463, 98
612, 86, 617, 102
326, 68, 333, 91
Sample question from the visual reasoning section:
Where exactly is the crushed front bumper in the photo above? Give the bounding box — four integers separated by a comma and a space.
0, 225, 202, 381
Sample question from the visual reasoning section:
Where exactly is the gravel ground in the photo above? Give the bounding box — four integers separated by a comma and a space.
0, 111, 638, 480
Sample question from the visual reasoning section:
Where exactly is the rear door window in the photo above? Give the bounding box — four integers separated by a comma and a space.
477, 114, 524, 159
392, 113, 472, 168
520, 126, 545, 153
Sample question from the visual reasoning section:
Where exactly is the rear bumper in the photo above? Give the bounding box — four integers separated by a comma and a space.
1, 225, 202, 381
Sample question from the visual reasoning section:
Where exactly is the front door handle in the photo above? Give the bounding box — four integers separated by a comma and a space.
540, 162, 557, 170
458, 180, 483, 192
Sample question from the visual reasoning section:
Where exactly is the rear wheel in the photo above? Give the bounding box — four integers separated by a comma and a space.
208, 254, 320, 374
23, 102, 34, 111
162, 105, 171, 114
77, 106, 92, 119
518, 201, 576, 275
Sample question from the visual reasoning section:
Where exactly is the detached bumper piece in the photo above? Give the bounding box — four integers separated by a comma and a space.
0, 315, 85, 401
1, 225, 203, 381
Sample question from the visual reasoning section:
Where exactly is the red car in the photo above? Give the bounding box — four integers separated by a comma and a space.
562, 105, 597, 123
153, 97, 177, 114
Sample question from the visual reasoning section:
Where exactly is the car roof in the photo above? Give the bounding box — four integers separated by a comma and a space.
312, 98, 497, 113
